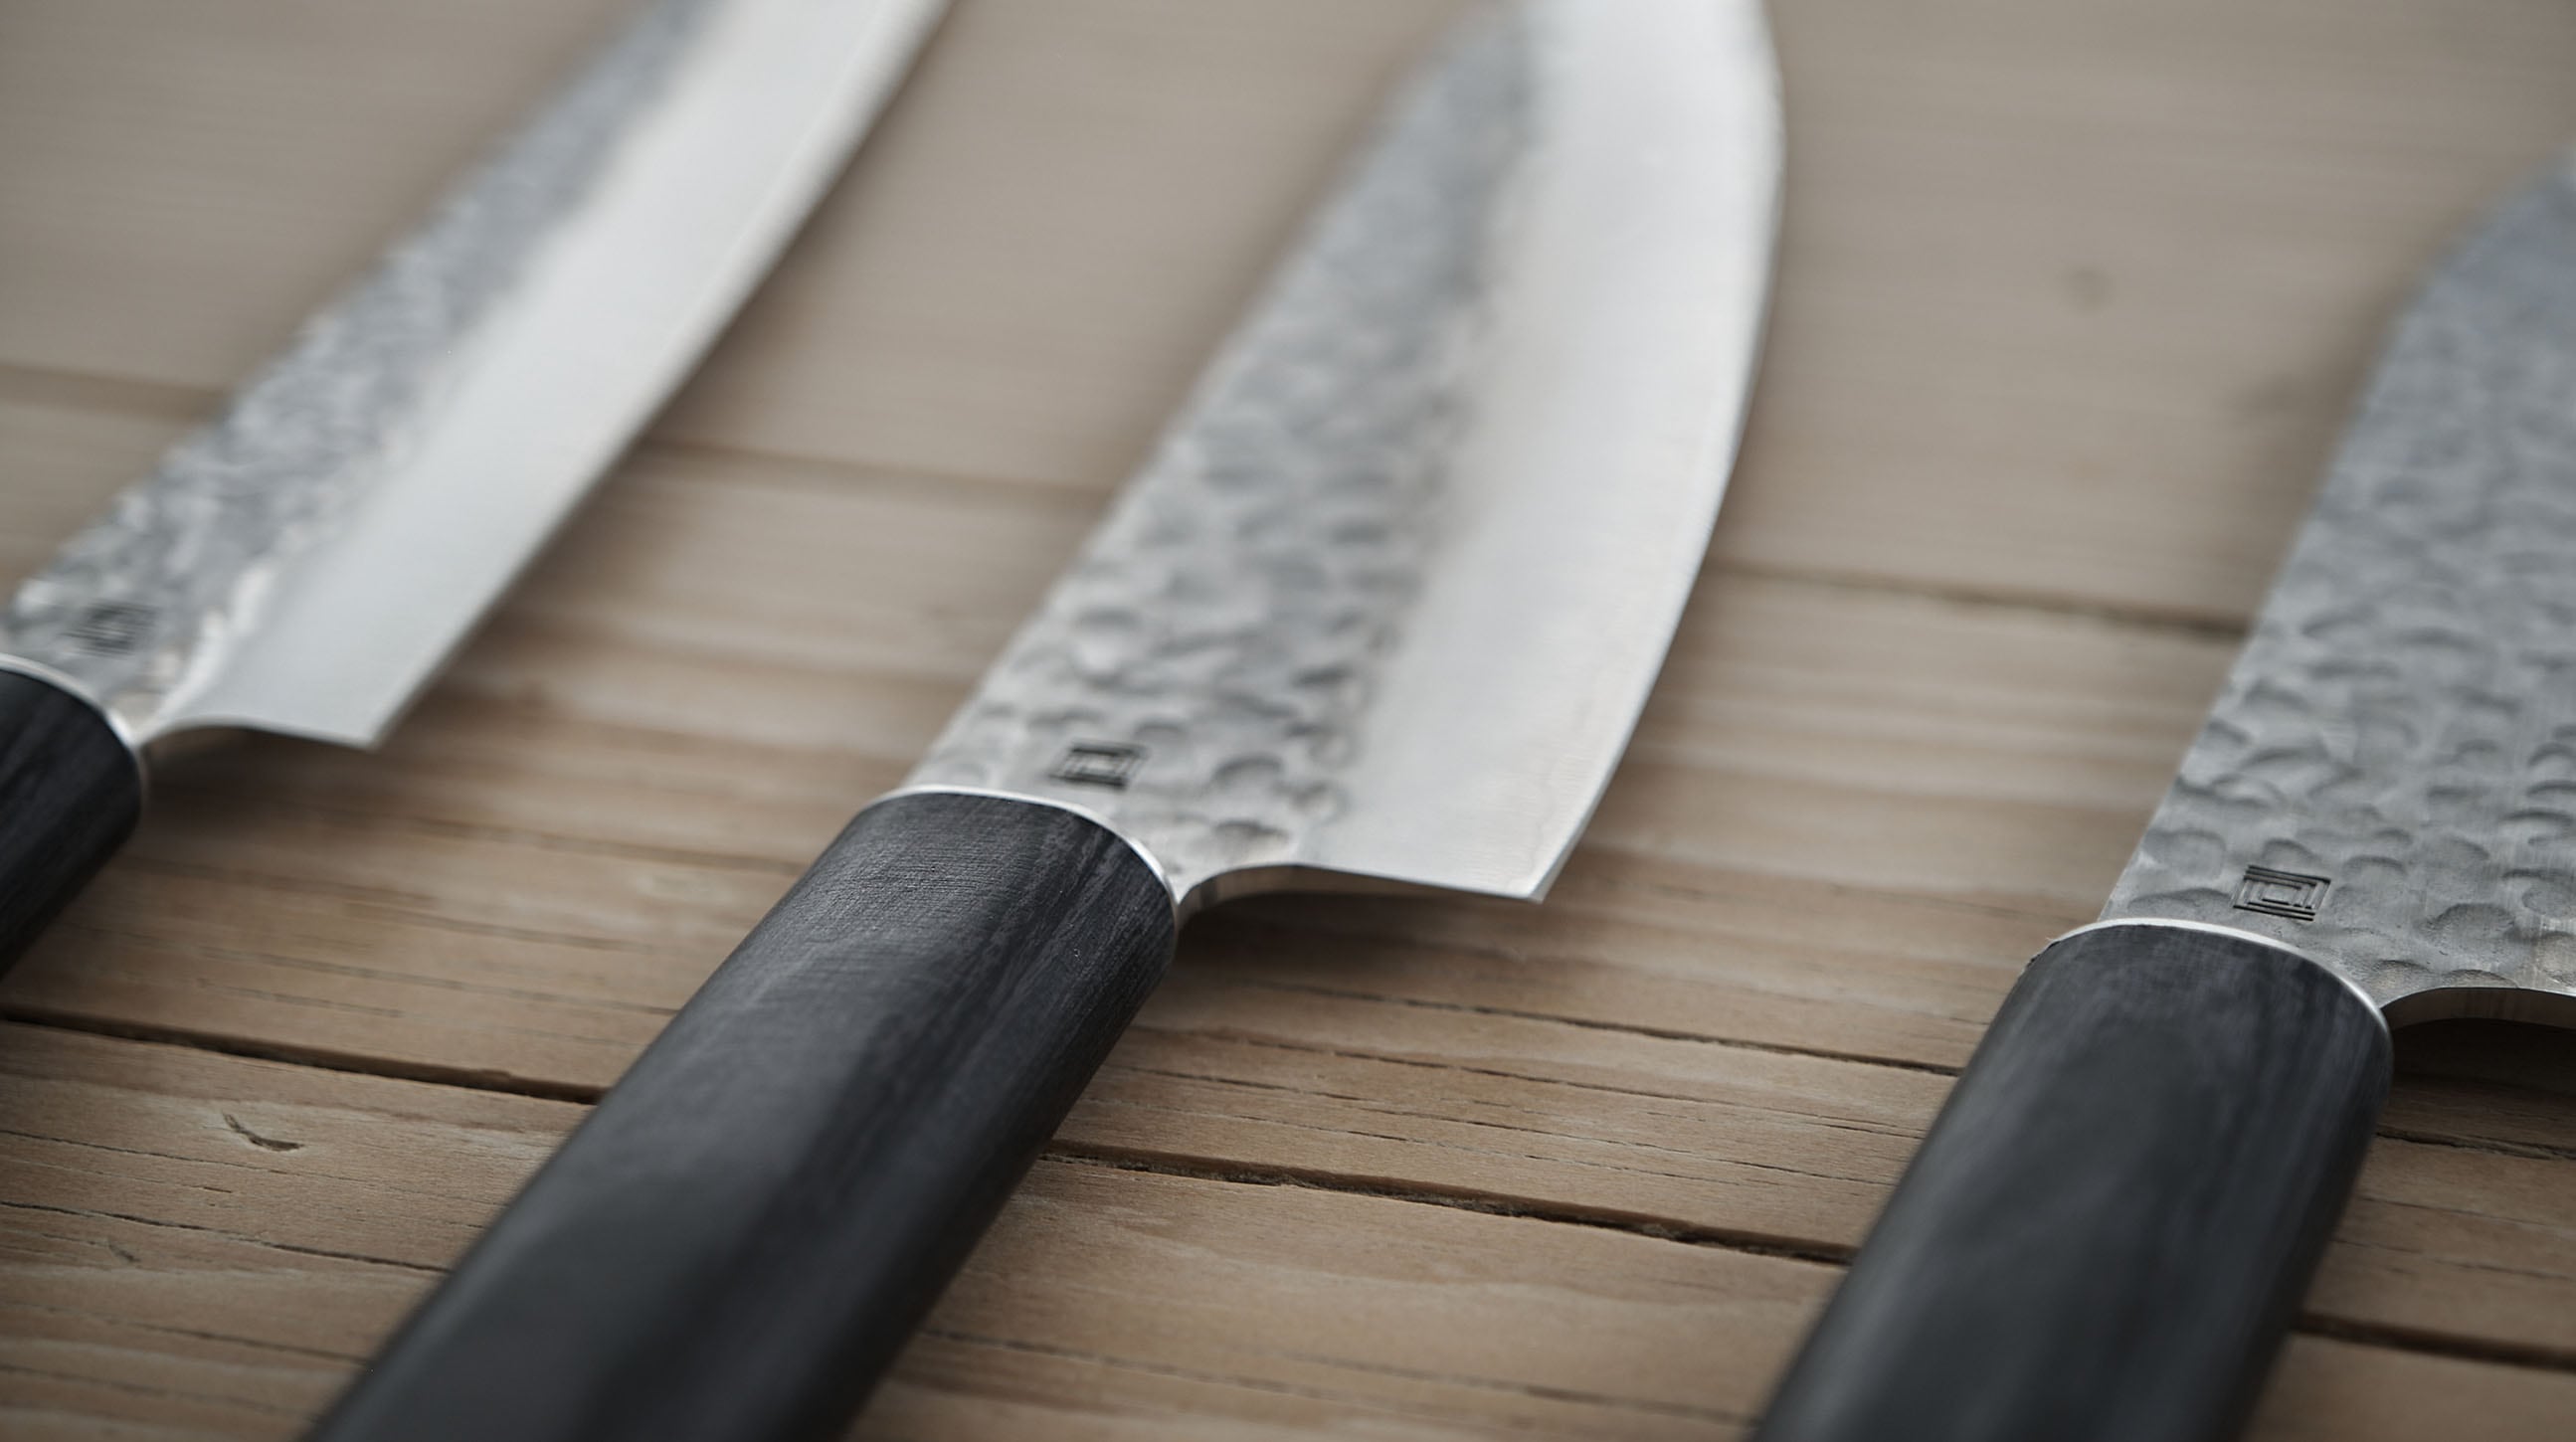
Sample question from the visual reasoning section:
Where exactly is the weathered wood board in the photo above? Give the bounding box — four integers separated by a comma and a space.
3, 0, 2575, 1436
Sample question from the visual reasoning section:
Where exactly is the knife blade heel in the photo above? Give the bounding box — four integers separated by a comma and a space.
306, 791, 1174, 1442
0, 0, 947, 979
1753, 921, 2389, 1442
0, 669, 143, 971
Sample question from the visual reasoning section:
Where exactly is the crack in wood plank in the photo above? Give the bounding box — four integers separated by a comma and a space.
917, 1326, 1755, 1430
0, 1011, 605, 1105
8, 2, 2576, 1432
0, 1200, 443, 1277
1208, 975, 1973, 1079
1047, 1143, 1861, 1268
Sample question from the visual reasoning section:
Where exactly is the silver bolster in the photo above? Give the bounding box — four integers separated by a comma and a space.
2046, 918, 2390, 1030
868, 785, 1181, 909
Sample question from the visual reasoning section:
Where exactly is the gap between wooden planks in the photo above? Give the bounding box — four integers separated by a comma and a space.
0, 1024, 2571, 1440
5, 0, 2576, 1437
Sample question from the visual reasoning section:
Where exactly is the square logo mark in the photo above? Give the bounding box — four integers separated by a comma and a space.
2234, 865, 2329, 923
1051, 741, 1147, 790
67, 601, 157, 655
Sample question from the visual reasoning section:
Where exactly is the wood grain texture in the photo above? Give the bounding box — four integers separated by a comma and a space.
0, 1025, 2569, 1441
1754, 925, 2392, 1442
312, 793, 1175, 1441
1, 0, 2574, 1438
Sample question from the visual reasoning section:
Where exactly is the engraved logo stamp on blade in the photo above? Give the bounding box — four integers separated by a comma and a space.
2234, 865, 2330, 923
1052, 743, 1147, 790
2104, 168, 2576, 1017
64, 603, 158, 657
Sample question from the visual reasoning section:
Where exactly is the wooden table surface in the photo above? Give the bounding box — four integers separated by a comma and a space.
4, 1, 2575, 1436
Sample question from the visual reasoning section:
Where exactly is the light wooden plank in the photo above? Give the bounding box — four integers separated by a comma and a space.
0, 0, 633, 389
0, 1029, 564, 1436
0, 453, 2559, 1361
0, 383, 193, 586
0, 0, 1469, 509
3, 389, 2569, 1363
1058, 970, 2576, 1363
0, 1026, 2569, 1441
1720, 0, 2576, 621
648, 0, 1471, 489
3, 0, 2576, 1433
10, 1, 2576, 622
0, 412, 2204, 1081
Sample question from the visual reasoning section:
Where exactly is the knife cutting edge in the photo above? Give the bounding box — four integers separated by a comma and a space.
308, 2, 1781, 1437
1754, 158, 2576, 1442
0, 0, 947, 967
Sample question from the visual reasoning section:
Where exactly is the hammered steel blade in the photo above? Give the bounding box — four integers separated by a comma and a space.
0, 0, 945, 747
302, 5, 1782, 1423
2104, 158, 2576, 1028
902, 0, 1780, 909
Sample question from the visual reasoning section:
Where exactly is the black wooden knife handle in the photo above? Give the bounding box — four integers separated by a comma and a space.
0, 668, 143, 975
1753, 921, 2390, 1442
309, 790, 1177, 1442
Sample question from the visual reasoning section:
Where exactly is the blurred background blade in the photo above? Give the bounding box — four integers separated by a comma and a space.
0, 0, 946, 746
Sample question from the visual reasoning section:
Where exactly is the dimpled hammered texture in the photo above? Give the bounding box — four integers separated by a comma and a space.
2106, 160, 2576, 1024
0, 0, 712, 738
903, 10, 1533, 898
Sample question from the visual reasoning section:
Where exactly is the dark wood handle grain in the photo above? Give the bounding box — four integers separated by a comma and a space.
308, 791, 1177, 1442
1752, 923, 2390, 1442
0, 668, 142, 976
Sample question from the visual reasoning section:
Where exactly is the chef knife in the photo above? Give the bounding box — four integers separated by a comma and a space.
307, 2, 1781, 1438
1754, 161, 2576, 1442
0, 0, 946, 970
